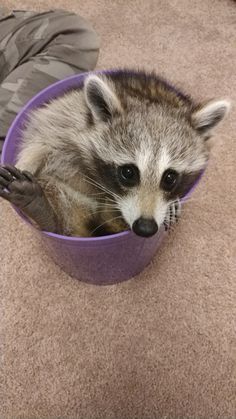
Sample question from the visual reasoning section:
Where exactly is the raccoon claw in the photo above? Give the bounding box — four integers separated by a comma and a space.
0, 164, 43, 210
164, 199, 181, 231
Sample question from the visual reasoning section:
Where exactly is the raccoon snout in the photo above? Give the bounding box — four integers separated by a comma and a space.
132, 217, 158, 238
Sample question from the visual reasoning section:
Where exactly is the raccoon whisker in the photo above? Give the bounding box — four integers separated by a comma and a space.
90, 215, 123, 236
168, 198, 181, 206
91, 197, 118, 205
102, 196, 118, 203
93, 183, 120, 200
88, 192, 107, 196
86, 182, 115, 198
91, 204, 120, 210
93, 200, 119, 207
88, 208, 121, 217
99, 207, 120, 212
93, 197, 117, 205
91, 202, 120, 210
83, 175, 109, 190
88, 193, 117, 204
83, 175, 121, 200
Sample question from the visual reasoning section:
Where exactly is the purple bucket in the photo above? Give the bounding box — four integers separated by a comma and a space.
1, 71, 204, 285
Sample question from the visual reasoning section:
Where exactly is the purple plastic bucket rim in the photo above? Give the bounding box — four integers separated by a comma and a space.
1, 69, 206, 244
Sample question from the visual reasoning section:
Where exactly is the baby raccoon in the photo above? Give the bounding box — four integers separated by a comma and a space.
0, 69, 230, 237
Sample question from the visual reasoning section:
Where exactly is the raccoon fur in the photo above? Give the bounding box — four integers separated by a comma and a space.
1, 69, 230, 237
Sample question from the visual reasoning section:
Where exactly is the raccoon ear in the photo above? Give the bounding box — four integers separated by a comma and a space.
84, 75, 122, 122
191, 99, 231, 135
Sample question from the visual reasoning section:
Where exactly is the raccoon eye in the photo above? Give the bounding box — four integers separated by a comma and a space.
161, 169, 179, 191
118, 164, 140, 187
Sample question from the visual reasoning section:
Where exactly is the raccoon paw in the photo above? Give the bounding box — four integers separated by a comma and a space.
164, 199, 181, 232
0, 164, 43, 210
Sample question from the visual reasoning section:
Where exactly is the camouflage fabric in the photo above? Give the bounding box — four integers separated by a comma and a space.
0, 9, 100, 153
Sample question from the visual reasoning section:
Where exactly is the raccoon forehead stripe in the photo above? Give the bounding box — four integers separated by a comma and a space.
136, 147, 153, 172
158, 148, 171, 176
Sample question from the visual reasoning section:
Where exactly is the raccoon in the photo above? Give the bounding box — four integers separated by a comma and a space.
0, 69, 230, 237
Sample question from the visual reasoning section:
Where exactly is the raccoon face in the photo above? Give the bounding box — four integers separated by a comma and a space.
84, 73, 230, 237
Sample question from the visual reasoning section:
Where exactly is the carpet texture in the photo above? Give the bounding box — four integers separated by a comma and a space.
0, 1, 236, 418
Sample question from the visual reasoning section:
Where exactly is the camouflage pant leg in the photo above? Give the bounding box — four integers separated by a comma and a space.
0, 9, 100, 151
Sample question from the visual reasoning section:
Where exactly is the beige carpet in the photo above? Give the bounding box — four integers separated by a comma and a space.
1, 1, 236, 418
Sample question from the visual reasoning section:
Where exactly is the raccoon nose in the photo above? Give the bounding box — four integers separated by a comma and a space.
132, 217, 158, 237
